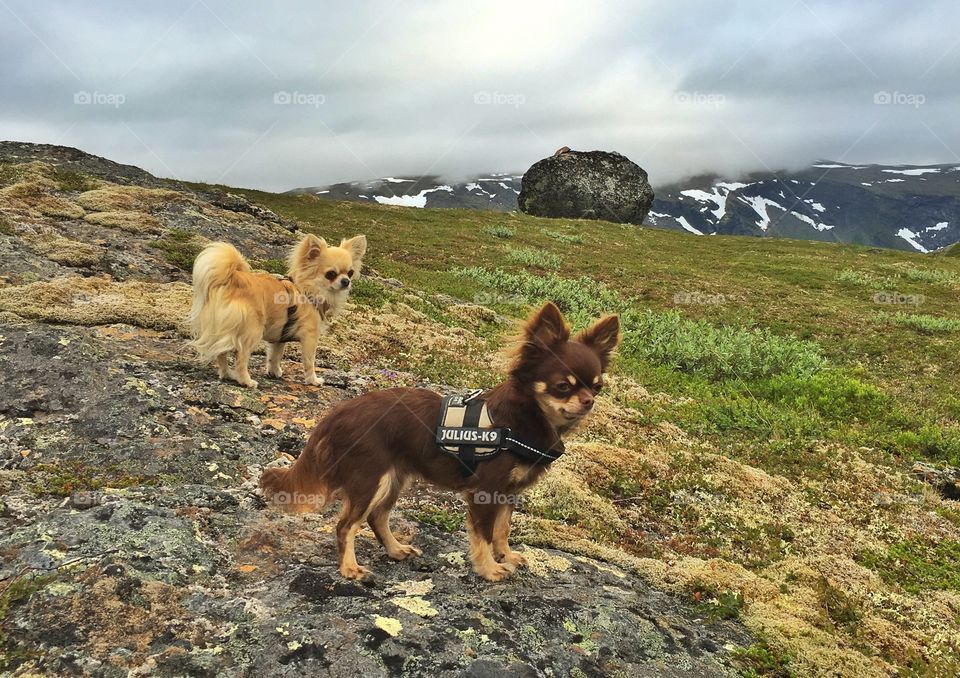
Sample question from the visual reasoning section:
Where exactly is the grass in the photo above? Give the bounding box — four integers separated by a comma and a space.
543, 229, 584, 244
859, 539, 960, 594
877, 311, 960, 333
504, 247, 562, 270
252, 258, 287, 275
482, 224, 515, 239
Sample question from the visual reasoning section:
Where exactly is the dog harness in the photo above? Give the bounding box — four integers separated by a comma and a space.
275, 276, 331, 343
436, 390, 563, 476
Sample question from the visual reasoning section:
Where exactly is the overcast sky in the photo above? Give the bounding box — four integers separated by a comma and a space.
2, 0, 958, 191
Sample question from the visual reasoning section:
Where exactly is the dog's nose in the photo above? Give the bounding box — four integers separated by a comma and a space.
340, 278, 350, 288
579, 393, 594, 409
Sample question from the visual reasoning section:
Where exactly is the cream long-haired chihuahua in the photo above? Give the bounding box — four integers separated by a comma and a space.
189, 234, 366, 388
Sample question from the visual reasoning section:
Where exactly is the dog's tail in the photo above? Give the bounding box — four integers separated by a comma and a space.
260, 427, 337, 513
189, 242, 253, 364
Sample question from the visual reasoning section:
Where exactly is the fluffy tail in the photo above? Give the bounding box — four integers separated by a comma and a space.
260, 429, 336, 513
189, 242, 253, 364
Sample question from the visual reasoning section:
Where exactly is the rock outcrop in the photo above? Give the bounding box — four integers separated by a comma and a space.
518, 150, 655, 225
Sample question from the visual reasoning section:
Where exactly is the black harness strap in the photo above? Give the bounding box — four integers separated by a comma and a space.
436, 391, 562, 476
279, 304, 299, 343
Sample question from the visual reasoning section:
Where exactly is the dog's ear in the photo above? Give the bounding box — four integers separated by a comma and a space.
301, 234, 328, 261
576, 315, 620, 370
526, 302, 570, 348
340, 235, 367, 262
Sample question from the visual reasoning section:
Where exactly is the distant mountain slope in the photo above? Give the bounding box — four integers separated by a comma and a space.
287, 174, 522, 211
649, 162, 960, 253
291, 161, 960, 252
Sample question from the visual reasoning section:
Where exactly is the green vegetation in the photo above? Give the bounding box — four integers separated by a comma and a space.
860, 539, 960, 594
688, 580, 744, 620
50, 167, 97, 193
405, 507, 463, 533
730, 639, 794, 677
0, 215, 14, 236
504, 247, 562, 270
252, 258, 287, 275
149, 228, 205, 270
898, 266, 960, 286
877, 310, 960, 333
0, 574, 54, 670
482, 224, 515, 239
29, 461, 148, 496
543, 229, 584, 244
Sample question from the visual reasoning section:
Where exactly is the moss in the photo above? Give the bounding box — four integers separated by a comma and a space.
0, 573, 55, 670
150, 232, 205, 270
405, 507, 463, 533
24, 231, 102, 267
252, 258, 287, 275
51, 168, 97, 192
28, 461, 149, 497
84, 210, 162, 233
730, 639, 794, 677
0, 277, 192, 334
0, 214, 15, 236
76, 185, 184, 213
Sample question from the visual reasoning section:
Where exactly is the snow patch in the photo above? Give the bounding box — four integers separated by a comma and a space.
675, 216, 704, 235
374, 185, 453, 208
896, 228, 930, 253
806, 201, 826, 213
882, 168, 940, 176
813, 164, 865, 169
926, 222, 949, 232
315, 190, 330, 194
382, 177, 413, 183
884, 179, 905, 183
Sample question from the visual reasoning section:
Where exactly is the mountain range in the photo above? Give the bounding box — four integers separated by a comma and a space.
289, 161, 960, 253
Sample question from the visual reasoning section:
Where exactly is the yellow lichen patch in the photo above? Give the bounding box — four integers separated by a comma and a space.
391, 595, 439, 618
373, 615, 403, 637
0, 276, 192, 333
76, 185, 186, 213
22, 230, 102, 267
520, 547, 571, 576
388, 579, 435, 596
440, 551, 465, 567
83, 210, 162, 233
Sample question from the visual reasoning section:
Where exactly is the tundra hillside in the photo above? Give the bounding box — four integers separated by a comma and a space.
0, 142, 958, 677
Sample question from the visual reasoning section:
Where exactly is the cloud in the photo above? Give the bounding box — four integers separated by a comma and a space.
1, 0, 957, 190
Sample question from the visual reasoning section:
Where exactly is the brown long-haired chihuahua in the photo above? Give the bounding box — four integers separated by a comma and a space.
189, 234, 366, 388
260, 302, 620, 581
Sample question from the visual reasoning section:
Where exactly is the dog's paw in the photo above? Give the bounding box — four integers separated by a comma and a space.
476, 561, 516, 582
304, 374, 323, 386
497, 550, 528, 567
339, 563, 372, 580
267, 367, 283, 378
387, 544, 422, 561
238, 378, 259, 389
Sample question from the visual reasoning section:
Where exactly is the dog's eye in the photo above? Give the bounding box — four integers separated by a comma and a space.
347, 269, 355, 277
555, 382, 572, 393
325, 270, 337, 281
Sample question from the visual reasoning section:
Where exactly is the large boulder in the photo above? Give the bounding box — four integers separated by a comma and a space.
518, 149, 655, 224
